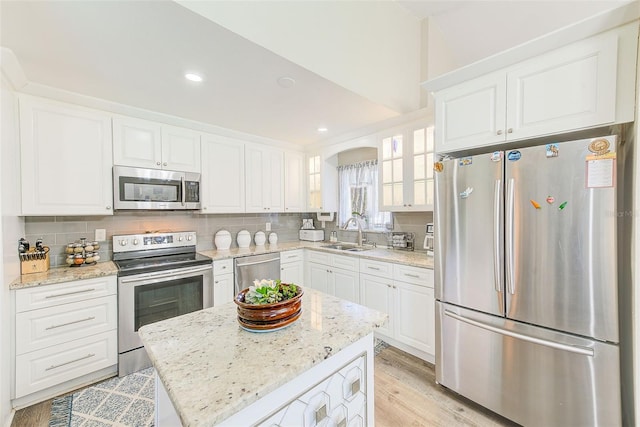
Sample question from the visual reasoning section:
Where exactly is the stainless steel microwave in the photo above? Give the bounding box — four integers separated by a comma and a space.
113, 166, 201, 210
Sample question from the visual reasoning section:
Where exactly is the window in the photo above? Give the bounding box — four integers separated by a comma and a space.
337, 160, 392, 231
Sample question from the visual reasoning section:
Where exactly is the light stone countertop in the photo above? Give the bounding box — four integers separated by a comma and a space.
138, 289, 387, 427
200, 240, 434, 269
10, 242, 432, 290
9, 261, 118, 290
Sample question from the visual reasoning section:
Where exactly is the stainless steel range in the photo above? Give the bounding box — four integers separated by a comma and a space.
113, 231, 212, 376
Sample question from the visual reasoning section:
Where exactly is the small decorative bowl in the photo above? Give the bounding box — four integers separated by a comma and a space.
234, 286, 303, 332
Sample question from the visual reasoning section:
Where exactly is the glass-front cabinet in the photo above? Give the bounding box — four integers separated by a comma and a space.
379, 123, 434, 211
306, 153, 338, 212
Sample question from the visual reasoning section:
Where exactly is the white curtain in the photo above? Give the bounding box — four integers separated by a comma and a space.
338, 160, 391, 230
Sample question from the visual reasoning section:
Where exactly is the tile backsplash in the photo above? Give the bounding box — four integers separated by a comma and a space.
25, 211, 434, 267
25, 212, 311, 267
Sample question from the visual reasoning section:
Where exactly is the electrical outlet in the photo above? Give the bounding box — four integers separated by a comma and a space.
265, 222, 271, 231
95, 229, 106, 242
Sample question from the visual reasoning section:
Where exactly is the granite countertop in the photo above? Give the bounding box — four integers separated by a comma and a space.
10, 241, 432, 290
138, 289, 387, 427
200, 241, 434, 269
9, 261, 118, 290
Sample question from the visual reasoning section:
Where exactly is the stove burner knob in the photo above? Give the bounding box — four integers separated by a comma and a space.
186, 235, 193, 241
119, 239, 128, 247
133, 239, 139, 245
178, 236, 184, 242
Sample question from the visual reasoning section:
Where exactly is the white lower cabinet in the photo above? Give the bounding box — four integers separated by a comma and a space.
280, 250, 304, 285
358, 258, 435, 360
213, 260, 235, 306
306, 251, 359, 304
359, 273, 394, 338
13, 276, 118, 400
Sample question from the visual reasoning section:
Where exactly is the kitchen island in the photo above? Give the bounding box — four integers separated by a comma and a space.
138, 288, 388, 426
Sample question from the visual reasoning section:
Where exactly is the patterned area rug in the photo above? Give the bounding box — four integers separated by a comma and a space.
49, 367, 155, 427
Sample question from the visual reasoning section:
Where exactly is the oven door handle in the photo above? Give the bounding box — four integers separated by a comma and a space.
119, 264, 212, 284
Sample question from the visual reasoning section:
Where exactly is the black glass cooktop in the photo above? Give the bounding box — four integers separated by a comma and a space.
114, 252, 212, 277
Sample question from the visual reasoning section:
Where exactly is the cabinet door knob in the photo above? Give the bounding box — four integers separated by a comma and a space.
106, 206, 111, 210
156, 161, 161, 166
163, 162, 168, 166
497, 130, 503, 135
507, 128, 513, 133
408, 204, 412, 207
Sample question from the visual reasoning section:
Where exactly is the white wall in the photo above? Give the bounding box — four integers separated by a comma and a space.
1, 74, 24, 425
176, 1, 422, 113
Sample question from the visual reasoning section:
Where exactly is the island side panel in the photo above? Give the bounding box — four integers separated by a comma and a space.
154, 333, 375, 427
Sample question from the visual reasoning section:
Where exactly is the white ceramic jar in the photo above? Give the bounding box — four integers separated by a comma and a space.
214, 230, 232, 250
237, 230, 251, 248
254, 231, 266, 246
268, 232, 278, 244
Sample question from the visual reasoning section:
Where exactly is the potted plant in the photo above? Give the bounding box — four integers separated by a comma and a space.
234, 279, 304, 331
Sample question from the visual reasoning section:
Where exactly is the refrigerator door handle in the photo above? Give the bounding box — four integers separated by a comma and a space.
493, 179, 502, 295
506, 178, 516, 295
444, 310, 594, 356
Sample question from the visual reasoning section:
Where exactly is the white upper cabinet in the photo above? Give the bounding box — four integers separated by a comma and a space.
113, 117, 200, 173
435, 72, 506, 152
20, 95, 114, 216
379, 124, 435, 211
434, 22, 637, 153
283, 151, 306, 212
245, 144, 284, 213
306, 154, 338, 212
200, 135, 245, 213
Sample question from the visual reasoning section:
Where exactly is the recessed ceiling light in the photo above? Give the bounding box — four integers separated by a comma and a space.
277, 76, 296, 88
317, 127, 328, 133
185, 73, 203, 82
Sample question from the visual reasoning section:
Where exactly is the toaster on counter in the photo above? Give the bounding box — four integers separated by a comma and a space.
299, 229, 325, 242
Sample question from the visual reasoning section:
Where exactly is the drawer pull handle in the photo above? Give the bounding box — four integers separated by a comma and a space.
287, 255, 297, 259
45, 288, 96, 299
46, 353, 95, 371
46, 316, 95, 330
404, 273, 420, 278
368, 266, 380, 270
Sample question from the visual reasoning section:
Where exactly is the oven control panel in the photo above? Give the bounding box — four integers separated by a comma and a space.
112, 231, 197, 253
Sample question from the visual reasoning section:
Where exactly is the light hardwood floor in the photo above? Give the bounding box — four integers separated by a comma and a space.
375, 346, 517, 427
12, 346, 517, 427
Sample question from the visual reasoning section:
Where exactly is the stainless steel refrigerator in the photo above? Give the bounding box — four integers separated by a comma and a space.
434, 135, 624, 426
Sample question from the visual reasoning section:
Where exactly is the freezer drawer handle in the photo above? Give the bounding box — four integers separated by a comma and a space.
444, 310, 594, 356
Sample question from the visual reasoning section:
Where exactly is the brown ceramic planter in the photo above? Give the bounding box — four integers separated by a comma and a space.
234, 286, 304, 331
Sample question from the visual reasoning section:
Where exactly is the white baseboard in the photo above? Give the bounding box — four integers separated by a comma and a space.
3, 409, 15, 427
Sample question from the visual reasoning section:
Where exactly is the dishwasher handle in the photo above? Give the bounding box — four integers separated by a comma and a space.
235, 257, 280, 268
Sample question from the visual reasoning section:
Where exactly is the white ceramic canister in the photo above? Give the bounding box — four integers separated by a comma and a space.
237, 230, 251, 248
268, 232, 278, 244
214, 230, 232, 250
254, 231, 266, 246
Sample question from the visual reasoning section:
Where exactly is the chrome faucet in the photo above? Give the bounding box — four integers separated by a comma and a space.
342, 216, 363, 247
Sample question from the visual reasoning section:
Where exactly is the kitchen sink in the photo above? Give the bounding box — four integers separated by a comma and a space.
321, 244, 372, 252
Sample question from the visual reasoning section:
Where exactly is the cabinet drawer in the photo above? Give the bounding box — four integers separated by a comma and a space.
394, 264, 434, 288
15, 330, 117, 398
332, 254, 358, 271
280, 250, 304, 264
16, 295, 117, 356
213, 259, 232, 275
15, 276, 117, 313
307, 250, 331, 265
360, 259, 393, 278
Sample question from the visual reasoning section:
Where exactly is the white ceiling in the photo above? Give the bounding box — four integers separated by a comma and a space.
0, 0, 633, 146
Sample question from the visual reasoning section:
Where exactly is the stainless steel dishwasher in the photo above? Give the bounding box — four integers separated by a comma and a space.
234, 252, 281, 293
